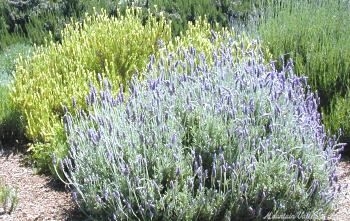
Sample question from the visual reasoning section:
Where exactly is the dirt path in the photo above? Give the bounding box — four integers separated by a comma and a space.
0, 144, 349, 221
0, 145, 83, 221
329, 159, 350, 221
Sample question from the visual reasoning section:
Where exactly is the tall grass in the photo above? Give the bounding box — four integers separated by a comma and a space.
256, 0, 350, 136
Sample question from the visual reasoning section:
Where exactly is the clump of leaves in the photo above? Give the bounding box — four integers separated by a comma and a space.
0, 43, 32, 85
59, 40, 343, 220
0, 43, 30, 144
0, 178, 18, 215
0, 85, 25, 144
324, 92, 350, 144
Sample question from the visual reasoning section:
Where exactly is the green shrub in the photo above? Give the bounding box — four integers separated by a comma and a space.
0, 43, 32, 82
59, 41, 343, 220
25, 10, 66, 45
0, 178, 18, 214
58, 0, 118, 16
0, 85, 25, 143
144, 0, 230, 36
323, 91, 350, 141
256, 0, 350, 136
0, 44, 30, 143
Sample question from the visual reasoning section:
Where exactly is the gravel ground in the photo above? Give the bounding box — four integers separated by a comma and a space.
329, 158, 350, 221
0, 144, 349, 221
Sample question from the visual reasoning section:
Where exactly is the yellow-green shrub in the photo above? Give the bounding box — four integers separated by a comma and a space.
11, 7, 171, 171
163, 17, 270, 69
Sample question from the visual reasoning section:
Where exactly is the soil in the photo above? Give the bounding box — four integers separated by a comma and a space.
0, 143, 84, 221
329, 157, 350, 221
0, 142, 349, 221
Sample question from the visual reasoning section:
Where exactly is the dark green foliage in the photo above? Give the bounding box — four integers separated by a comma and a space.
0, 0, 116, 48
324, 92, 350, 143
130, 0, 267, 36
0, 85, 25, 144
145, 0, 230, 36
58, 0, 118, 17
0, 43, 31, 143
0, 0, 63, 48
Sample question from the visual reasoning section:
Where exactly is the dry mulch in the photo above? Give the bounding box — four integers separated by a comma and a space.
0, 143, 350, 221
329, 158, 350, 221
0, 143, 84, 221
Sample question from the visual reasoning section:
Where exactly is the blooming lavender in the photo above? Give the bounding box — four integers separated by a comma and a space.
60, 39, 343, 220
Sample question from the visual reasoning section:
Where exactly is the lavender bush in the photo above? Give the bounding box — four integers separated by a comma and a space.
59, 41, 344, 220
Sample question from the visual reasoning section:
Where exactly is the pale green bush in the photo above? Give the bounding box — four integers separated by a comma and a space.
60, 41, 343, 220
